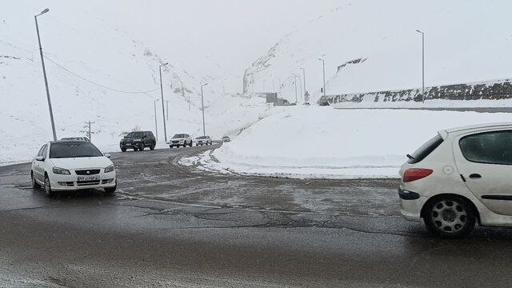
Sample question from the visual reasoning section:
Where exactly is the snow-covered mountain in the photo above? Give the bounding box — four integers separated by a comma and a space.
0, 0, 271, 163
244, 0, 512, 104
4, 0, 512, 164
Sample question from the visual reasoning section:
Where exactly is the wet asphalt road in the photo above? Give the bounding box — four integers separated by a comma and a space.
1, 145, 512, 287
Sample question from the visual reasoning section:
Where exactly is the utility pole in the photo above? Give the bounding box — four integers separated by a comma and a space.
154, 99, 159, 141
81, 121, 95, 142
200, 83, 208, 136
416, 29, 425, 102
35, 8, 57, 141
159, 63, 168, 142
319, 57, 326, 98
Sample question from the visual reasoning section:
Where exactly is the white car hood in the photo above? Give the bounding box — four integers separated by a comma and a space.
49, 157, 112, 170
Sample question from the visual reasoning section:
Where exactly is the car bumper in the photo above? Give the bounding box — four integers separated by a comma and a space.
398, 188, 423, 222
50, 172, 117, 191
121, 142, 142, 148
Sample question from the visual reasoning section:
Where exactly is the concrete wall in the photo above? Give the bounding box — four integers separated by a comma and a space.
318, 78, 512, 105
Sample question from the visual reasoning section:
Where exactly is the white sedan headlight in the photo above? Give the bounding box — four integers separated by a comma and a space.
104, 165, 115, 173
52, 167, 71, 175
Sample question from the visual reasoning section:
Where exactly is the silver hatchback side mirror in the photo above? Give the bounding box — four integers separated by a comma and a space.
35, 156, 44, 161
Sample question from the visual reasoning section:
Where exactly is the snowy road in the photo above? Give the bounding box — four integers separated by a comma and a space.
1, 146, 512, 287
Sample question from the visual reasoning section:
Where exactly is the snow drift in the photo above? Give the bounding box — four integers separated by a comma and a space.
184, 106, 512, 179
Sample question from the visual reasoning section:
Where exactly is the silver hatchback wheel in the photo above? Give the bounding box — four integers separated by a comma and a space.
424, 196, 476, 238
431, 200, 467, 233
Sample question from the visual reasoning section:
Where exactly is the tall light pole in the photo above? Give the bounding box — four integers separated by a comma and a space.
301, 67, 309, 104
159, 63, 168, 142
293, 75, 298, 104
416, 29, 425, 102
200, 83, 208, 136
153, 99, 159, 141
166, 100, 169, 121
318, 57, 326, 97
300, 67, 307, 95
35, 8, 57, 141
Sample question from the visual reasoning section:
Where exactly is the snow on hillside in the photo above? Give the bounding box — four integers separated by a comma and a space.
0, 1, 274, 164
244, 0, 512, 104
182, 106, 512, 179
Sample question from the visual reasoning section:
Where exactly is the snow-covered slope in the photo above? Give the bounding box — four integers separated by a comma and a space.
244, 0, 512, 103
183, 107, 512, 179
0, 1, 272, 164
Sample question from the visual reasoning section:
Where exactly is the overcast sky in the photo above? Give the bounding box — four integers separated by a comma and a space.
108, 0, 341, 70
6, 0, 512, 94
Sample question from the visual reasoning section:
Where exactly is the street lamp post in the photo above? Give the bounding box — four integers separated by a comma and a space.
166, 100, 169, 121
416, 29, 425, 102
159, 63, 168, 142
318, 57, 326, 98
200, 83, 208, 136
153, 99, 159, 141
293, 75, 298, 104
301, 67, 307, 94
35, 8, 57, 141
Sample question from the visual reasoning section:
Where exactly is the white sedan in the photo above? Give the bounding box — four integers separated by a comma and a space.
31, 140, 117, 197
400, 123, 512, 238
195, 136, 213, 146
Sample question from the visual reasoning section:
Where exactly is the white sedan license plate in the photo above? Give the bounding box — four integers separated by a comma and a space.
77, 175, 100, 182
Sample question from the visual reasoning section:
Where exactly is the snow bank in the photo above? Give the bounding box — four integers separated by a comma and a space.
186, 106, 512, 179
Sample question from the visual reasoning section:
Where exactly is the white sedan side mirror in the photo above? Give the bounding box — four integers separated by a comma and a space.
104, 153, 111, 159
35, 156, 45, 161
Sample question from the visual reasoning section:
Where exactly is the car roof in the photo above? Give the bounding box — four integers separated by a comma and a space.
61, 137, 85, 139
50, 140, 89, 144
442, 122, 512, 135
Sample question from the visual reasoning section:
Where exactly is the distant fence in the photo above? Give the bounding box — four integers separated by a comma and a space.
318, 79, 512, 105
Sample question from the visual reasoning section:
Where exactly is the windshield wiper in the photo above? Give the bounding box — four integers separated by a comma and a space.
406, 154, 415, 160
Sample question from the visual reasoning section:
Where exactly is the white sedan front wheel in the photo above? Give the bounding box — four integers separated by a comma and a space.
44, 175, 56, 198
31, 171, 40, 189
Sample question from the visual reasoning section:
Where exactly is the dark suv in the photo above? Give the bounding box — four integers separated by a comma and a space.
120, 131, 156, 152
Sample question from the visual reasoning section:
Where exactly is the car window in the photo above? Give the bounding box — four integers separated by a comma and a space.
41, 144, 48, 158
49, 142, 103, 158
127, 132, 144, 138
37, 145, 45, 157
408, 134, 444, 164
459, 130, 512, 165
